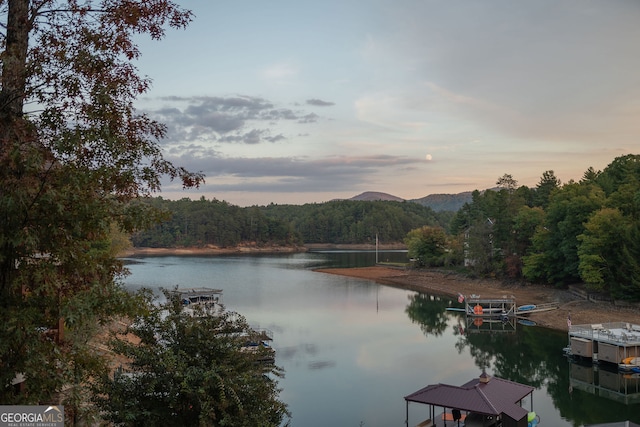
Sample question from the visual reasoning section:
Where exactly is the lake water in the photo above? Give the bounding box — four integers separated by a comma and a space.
122, 251, 640, 427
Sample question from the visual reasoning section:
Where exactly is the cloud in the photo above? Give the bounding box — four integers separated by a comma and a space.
216, 130, 286, 145
145, 95, 323, 146
218, 129, 267, 145
174, 153, 420, 178
162, 152, 424, 194
306, 98, 335, 107
265, 134, 286, 143
298, 113, 319, 123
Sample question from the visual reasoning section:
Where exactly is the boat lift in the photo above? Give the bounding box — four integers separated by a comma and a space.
466, 296, 516, 318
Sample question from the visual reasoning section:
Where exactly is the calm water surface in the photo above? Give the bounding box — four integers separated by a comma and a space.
122, 252, 640, 427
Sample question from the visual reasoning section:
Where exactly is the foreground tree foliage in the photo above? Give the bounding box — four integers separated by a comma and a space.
94, 290, 290, 427
0, 0, 204, 422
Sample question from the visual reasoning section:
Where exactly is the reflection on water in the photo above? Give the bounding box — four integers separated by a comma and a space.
464, 316, 517, 334
570, 360, 640, 405
122, 252, 640, 426
307, 249, 409, 268
406, 293, 450, 337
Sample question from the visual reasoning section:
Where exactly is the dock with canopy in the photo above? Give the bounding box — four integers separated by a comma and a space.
404, 371, 537, 427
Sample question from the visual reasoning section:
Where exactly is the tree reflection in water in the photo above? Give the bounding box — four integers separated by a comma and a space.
405, 291, 561, 384
405, 293, 450, 336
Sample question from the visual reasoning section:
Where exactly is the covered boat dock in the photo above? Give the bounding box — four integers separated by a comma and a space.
404, 371, 536, 427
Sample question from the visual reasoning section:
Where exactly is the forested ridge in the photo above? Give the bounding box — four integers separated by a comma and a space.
131, 198, 452, 247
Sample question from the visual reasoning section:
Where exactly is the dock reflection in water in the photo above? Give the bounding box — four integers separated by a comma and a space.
570, 360, 640, 405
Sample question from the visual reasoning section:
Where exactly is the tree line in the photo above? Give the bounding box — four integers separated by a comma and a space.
132, 197, 452, 247
131, 197, 301, 248
407, 154, 640, 301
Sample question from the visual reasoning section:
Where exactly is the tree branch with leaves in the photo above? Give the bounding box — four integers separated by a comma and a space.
1, 1, 203, 422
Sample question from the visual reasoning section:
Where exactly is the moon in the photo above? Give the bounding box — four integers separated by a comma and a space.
425, 154, 433, 161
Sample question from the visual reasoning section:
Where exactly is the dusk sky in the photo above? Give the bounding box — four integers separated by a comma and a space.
134, 0, 640, 206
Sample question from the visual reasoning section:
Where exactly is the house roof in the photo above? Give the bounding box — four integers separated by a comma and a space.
404, 374, 534, 421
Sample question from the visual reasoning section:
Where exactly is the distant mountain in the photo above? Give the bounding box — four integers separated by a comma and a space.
410, 192, 473, 212
348, 191, 405, 202
342, 190, 472, 212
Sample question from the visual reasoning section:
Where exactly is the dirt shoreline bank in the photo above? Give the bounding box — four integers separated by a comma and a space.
315, 266, 640, 332
119, 243, 405, 257
119, 246, 306, 256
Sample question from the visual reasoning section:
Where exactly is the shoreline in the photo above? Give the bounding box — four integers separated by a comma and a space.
119, 246, 305, 257
119, 243, 406, 257
118, 249, 640, 333
314, 266, 640, 333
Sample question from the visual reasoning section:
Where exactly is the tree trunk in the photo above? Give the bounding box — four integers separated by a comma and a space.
1, 0, 30, 119
0, 0, 31, 295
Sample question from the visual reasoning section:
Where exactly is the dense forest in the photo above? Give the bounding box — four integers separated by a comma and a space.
444, 154, 640, 299
131, 198, 452, 247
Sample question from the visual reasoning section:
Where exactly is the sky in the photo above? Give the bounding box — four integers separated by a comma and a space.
133, 0, 640, 207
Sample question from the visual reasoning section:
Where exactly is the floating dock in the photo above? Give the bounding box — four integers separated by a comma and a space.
568, 322, 640, 368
